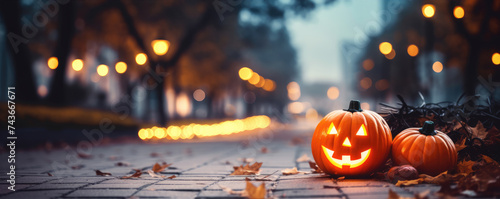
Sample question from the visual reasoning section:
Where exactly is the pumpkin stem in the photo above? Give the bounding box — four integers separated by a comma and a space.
345, 100, 363, 112
419, 121, 437, 136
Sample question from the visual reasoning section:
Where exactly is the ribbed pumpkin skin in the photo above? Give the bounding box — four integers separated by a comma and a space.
392, 128, 457, 176
311, 110, 392, 176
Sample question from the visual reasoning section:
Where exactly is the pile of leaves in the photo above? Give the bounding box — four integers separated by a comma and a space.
381, 94, 500, 162
380, 94, 500, 197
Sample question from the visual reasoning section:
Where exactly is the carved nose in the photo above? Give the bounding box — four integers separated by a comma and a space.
342, 137, 351, 147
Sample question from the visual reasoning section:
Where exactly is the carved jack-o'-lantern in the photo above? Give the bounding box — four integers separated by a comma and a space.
311, 100, 392, 176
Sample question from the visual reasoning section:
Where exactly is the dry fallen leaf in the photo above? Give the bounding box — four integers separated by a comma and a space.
219, 185, 243, 195
147, 170, 166, 178
456, 160, 475, 175
95, 170, 112, 176
281, 167, 308, 175
152, 162, 172, 173
308, 161, 323, 173
71, 164, 84, 170
167, 175, 176, 179
470, 121, 488, 140
121, 169, 142, 179
47, 172, 53, 176
388, 189, 415, 199
260, 147, 268, 154
115, 162, 131, 167
150, 152, 161, 157
242, 181, 266, 199
296, 154, 311, 162
231, 162, 263, 175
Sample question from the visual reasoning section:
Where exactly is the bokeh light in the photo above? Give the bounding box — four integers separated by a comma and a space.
136, 53, 147, 65
375, 79, 389, 91
288, 102, 304, 114
152, 39, 170, 56
176, 92, 192, 117
361, 102, 370, 110
72, 59, 84, 71
138, 115, 271, 140
422, 4, 435, 18
262, 79, 276, 91
287, 82, 301, 101
453, 6, 464, 19
248, 72, 260, 85
379, 42, 392, 55
239, 67, 253, 80
432, 61, 443, 73
327, 86, 339, 100
97, 64, 109, 76
115, 62, 127, 74
360, 77, 372, 90
305, 108, 319, 121
256, 76, 265, 88
385, 49, 396, 60
37, 85, 48, 97
193, 89, 206, 101
407, 44, 419, 57
492, 53, 500, 65
47, 57, 58, 70
362, 59, 374, 71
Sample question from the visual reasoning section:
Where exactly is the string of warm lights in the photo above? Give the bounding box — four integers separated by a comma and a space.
238, 67, 276, 92
138, 115, 271, 140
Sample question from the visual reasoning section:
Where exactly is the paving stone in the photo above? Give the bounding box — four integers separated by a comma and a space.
273, 188, 342, 198
49, 176, 112, 184
156, 180, 214, 185
101, 179, 158, 184
66, 189, 136, 197
145, 184, 208, 191
173, 175, 224, 181
223, 175, 280, 181
276, 178, 334, 190
206, 181, 274, 190
278, 174, 330, 180
339, 186, 409, 195
135, 190, 199, 198
85, 182, 148, 189
26, 183, 86, 190
1, 189, 70, 199
402, 184, 441, 194
15, 176, 60, 184
0, 184, 33, 194
197, 190, 245, 198
335, 179, 393, 187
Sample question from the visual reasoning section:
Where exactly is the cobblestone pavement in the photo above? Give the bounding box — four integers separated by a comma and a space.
0, 124, 443, 198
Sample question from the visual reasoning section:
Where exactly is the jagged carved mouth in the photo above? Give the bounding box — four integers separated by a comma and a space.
321, 146, 371, 168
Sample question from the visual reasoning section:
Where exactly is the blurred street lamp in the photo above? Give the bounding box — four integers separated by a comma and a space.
72, 59, 84, 71
379, 42, 392, 55
248, 72, 260, 85
422, 4, 435, 18
407, 44, 419, 57
97, 64, 109, 76
135, 53, 147, 65
151, 39, 170, 56
115, 62, 127, 74
453, 6, 465, 19
238, 67, 253, 80
432, 61, 443, 73
287, 82, 300, 101
47, 57, 58, 69
327, 86, 339, 100
385, 49, 396, 60
492, 53, 500, 65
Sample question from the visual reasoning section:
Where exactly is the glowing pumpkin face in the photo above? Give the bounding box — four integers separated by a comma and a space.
311, 100, 392, 176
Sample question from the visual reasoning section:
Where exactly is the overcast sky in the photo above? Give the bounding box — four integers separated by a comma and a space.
287, 0, 383, 84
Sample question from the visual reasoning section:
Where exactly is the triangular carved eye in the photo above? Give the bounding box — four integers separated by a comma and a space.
328, 123, 338, 135
356, 124, 367, 136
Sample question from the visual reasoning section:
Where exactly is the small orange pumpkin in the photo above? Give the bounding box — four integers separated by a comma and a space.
392, 121, 457, 176
311, 100, 392, 176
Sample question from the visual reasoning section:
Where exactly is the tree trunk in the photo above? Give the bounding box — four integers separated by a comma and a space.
0, 0, 38, 103
46, 0, 76, 106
